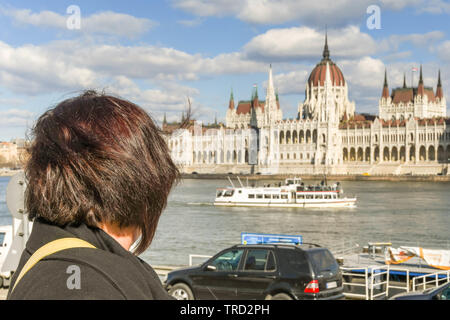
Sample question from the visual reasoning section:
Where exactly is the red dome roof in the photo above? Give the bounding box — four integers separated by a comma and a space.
307, 32, 345, 87
308, 60, 345, 87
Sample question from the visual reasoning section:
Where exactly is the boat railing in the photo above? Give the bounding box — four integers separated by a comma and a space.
340, 265, 390, 300
329, 240, 361, 257
412, 270, 450, 291
189, 254, 213, 266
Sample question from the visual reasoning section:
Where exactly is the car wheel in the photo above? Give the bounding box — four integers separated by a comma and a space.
169, 283, 194, 300
270, 293, 293, 300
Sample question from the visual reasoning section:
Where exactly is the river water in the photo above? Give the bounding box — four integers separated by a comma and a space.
1, 176, 449, 266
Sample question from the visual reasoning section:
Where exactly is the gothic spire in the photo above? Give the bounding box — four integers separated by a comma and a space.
436, 69, 443, 99
228, 88, 235, 110
323, 27, 330, 60
403, 73, 407, 88
419, 64, 423, 85
382, 69, 389, 98
417, 64, 425, 96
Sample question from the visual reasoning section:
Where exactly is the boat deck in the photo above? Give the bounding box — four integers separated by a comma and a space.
339, 252, 443, 277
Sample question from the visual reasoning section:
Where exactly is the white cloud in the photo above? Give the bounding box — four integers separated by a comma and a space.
385, 31, 445, 51
0, 41, 98, 95
0, 108, 34, 126
436, 40, 450, 62
172, 0, 242, 17
172, 0, 449, 26
243, 26, 378, 62
1, 7, 157, 38
413, 0, 450, 14
0, 38, 270, 98
270, 69, 310, 95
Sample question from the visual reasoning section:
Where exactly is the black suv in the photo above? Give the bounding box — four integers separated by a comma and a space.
164, 243, 344, 300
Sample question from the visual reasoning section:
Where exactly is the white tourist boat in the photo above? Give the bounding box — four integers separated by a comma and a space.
214, 177, 357, 208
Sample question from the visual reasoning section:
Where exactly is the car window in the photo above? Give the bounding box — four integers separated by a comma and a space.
282, 249, 310, 274
307, 249, 339, 274
244, 249, 276, 272
211, 249, 244, 271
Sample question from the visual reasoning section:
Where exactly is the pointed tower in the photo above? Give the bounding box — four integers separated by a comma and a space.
163, 112, 167, 126
264, 64, 278, 125
323, 27, 330, 61
266, 64, 276, 104
403, 73, 407, 89
228, 88, 235, 110
417, 65, 425, 97
275, 88, 280, 109
382, 69, 390, 99
252, 85, 259, 111
436, 69, 443, 100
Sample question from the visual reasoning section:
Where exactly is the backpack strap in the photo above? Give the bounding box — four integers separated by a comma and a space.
10, 238, 96, 294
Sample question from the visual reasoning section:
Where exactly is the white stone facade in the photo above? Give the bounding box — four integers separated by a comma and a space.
166, 42, 449, 175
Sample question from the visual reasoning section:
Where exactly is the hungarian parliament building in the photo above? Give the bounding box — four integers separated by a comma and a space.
164, 36, 449, 175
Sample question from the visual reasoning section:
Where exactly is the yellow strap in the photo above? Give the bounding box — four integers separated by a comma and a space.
10, 238, 96, 294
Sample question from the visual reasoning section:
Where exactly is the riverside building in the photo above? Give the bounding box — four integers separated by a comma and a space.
165, 37, 449, 176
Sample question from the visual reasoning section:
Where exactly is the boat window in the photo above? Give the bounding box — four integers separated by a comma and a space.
272, 194, 279, 199
315, 195, 323, 199
223, 190, 234, 197
281, 194, 288, 199
306, 195, 313, 199
216, 191, 223, 197
256, 194, 263, 199
248, 194, 255, 199
298, 195, 305, 199
286, 180, 293, 185
264, 194, 271, 199
0, 232, 5, 246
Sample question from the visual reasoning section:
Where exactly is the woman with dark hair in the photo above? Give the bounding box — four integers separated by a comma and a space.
7, 91, 179, 299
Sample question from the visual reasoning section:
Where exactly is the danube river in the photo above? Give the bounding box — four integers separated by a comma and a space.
1, 176, 449, 266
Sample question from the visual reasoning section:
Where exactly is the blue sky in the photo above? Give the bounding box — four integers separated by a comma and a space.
0, 0, 449, 140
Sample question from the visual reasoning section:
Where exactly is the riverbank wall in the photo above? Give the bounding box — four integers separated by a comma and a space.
182, 173, 450, 182
179, 162, 450, 182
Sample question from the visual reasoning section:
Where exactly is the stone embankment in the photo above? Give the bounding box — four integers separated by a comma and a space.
182, 173, 450, 182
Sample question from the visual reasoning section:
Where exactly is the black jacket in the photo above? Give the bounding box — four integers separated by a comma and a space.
7, 218, 172, 300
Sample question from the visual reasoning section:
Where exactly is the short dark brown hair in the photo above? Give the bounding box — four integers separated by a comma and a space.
25, 90, 179, 254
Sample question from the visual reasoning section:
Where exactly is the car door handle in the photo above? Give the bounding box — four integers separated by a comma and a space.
228, 274, 238, 278
265, 275, 276, 279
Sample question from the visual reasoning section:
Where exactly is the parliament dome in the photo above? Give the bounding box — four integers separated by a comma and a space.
307, 33, 345, 87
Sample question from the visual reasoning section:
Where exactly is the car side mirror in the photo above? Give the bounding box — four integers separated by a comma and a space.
205, 265, 217, 271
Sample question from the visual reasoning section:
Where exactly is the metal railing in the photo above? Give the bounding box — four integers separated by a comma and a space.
341, 266, 390, 300
329, 239, 360, 257
412, 270, 450, 291
386, 267, 411, 293
189, 254, 212, 266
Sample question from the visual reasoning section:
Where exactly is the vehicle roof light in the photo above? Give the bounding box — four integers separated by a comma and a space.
241, 233, 303, 245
